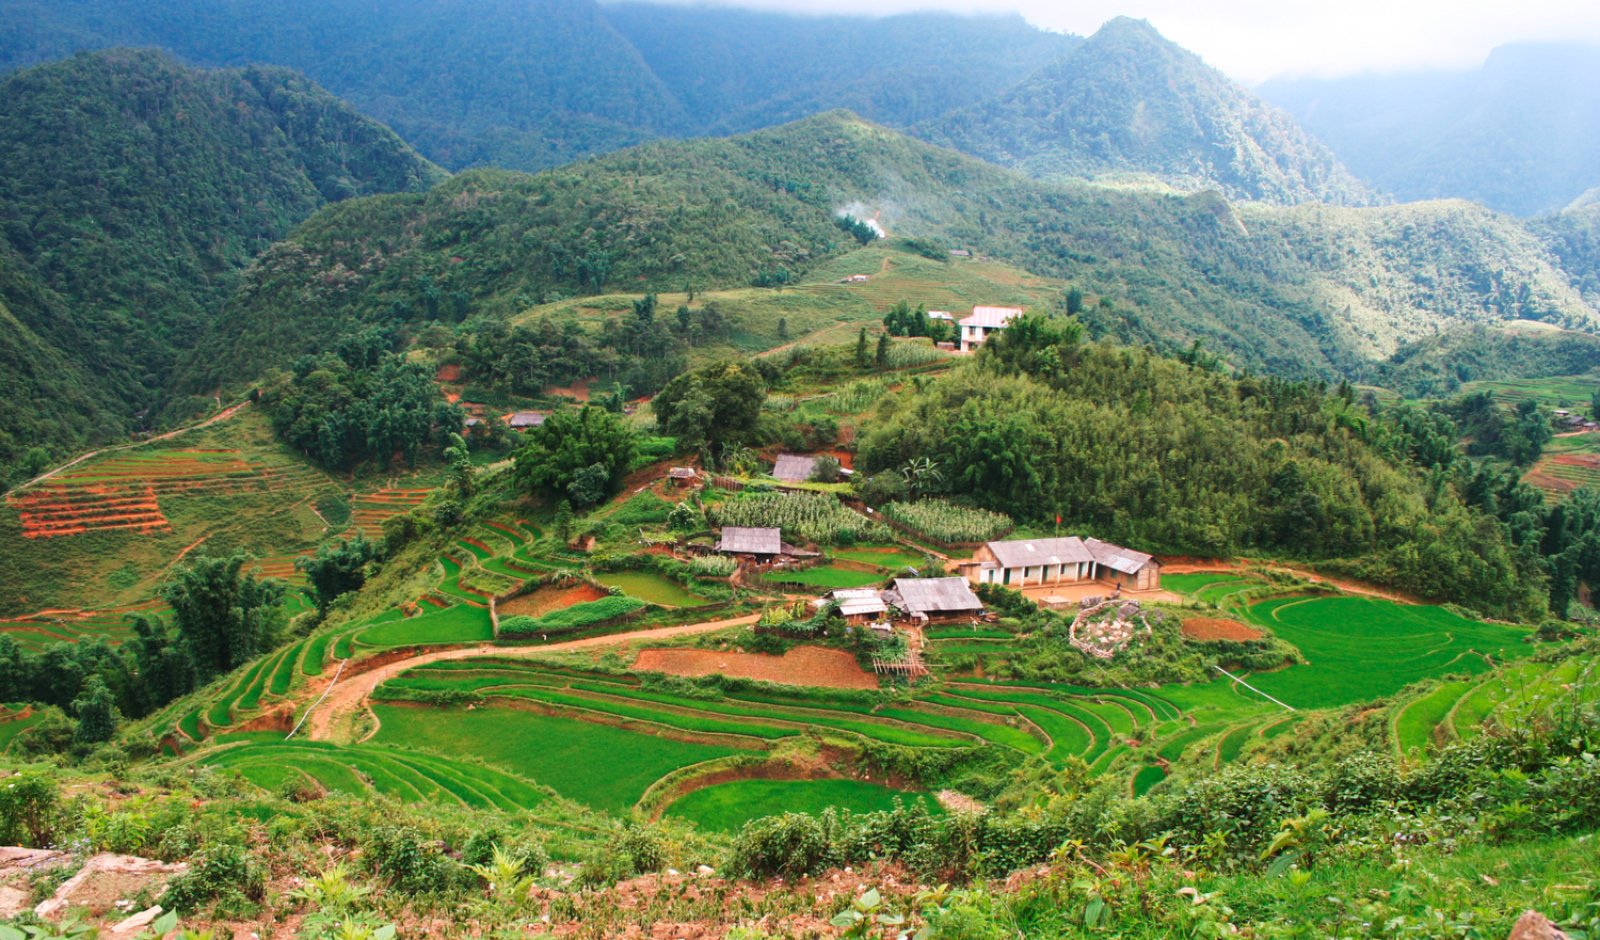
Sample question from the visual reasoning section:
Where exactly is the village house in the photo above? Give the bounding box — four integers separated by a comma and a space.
958, 305, 1023, 353
716, 526, 782, 561
886, 576, 984, 622
816, 588, 889, 624
771, 454, 819, 483
507, 411, 547, 431
960, 536, 1161, 592
667, 466, 698, 487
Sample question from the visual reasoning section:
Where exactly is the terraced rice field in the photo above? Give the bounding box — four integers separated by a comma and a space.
594, 571, 710, 607
1524, 435, 1600, 499
664, 779, 942, 832
354, 605, 494, 649
199, 736, 553, 812
370, 703, 743, 814
351, 487, 432, 538
7, 449, 330, 539
361, 660, 1235, 812
1240, 596, 1533, 709
0, 709, 44, 753
0, 599, 166, 650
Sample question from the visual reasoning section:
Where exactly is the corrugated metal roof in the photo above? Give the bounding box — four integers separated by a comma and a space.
829, 589, 888, 617
893, 577, 982, 614
1085, 538, 1155, 574
508, 411, 547, 428
958, 305, 1023, 329
771, 454, 819, 482
718, 526, 782, 554
986, 537, 1094, 569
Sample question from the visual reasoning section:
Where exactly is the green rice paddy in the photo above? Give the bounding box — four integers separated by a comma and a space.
1239, 597, 1532, 709
763, 566, 885, 590
370, 703, 743, 814
665, 778, 943, 832
594, 571, 710, 607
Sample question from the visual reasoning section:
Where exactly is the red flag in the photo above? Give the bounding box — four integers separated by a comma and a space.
1055, 513, 1061, 525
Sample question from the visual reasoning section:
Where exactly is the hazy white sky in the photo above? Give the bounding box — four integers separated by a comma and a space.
634, 0, 1600, 84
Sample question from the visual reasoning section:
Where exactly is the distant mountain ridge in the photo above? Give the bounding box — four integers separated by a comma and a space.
920, 17, 1375, 205
186, 112, 1599, 397
0, 49, 443, 481
1260, 41, 1600, 216
0, 0, 1369, 205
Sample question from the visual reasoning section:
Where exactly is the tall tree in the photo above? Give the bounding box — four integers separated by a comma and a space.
296, 537, 379, 616
161, 554, 285, 679
652, 361, 767, 454
512, 407, 637, 509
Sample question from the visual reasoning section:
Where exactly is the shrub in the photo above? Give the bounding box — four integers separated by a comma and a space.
162, 844, 266, 915
0, 771, 59, 846
730, 812, 839, 879
364, 826, 465, 895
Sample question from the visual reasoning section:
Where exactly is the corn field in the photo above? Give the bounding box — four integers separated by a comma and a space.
883, 341, 951, 369
881, 499, 1012, 543
687, 554, 738, 576
828, 378, 890, 414
709, 491, 889, 544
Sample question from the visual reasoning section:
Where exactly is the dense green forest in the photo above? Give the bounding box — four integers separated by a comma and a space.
920, 18, 1373, 205
0, 49, 443, 484
856, 319, 1545, 618
185, 112, 1600, 399
1368, 325, 1600, 397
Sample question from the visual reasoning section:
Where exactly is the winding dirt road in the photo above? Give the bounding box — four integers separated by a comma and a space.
5, 401, 251, 498
303, 613, 761, 743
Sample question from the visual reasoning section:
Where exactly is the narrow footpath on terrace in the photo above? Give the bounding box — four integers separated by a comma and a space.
303, 612, 761, 743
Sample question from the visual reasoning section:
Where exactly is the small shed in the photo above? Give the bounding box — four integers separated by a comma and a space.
717, 526, 782, 558
772, 454, 819, 483
824, 588, 888, 623
508, 411, 548, 431
667, 467, 698, 487
893, 577, 983, 620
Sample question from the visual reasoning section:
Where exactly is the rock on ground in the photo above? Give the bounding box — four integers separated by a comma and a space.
33, 853, 188, 922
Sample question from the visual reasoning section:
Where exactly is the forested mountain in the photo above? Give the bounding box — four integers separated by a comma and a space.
1532, 204, 1600, 304
1260, 42, 1600, 216
0, 49, 443, 483
185, 111, 1599, 394
920, 17, 1374, 205
0, 0, 1370, 205
604, 6, 1077, 133
0, 0, 686, 171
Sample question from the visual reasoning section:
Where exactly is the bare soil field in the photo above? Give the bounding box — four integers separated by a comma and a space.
632, 645, 878, 690
1181, 617, 1265, 642
498, 583, 608, 617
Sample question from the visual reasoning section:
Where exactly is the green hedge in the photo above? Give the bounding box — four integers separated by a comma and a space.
498, 597, 647, 635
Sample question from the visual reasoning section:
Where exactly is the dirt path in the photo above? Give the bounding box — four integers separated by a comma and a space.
304, 613, 761, 743
5, 401, 251, 498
